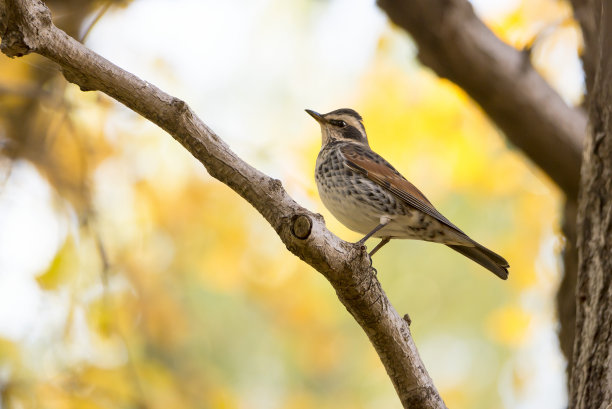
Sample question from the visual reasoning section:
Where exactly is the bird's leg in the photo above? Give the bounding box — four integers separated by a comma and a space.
369, 237, 391, 257
356, 216, 391, 245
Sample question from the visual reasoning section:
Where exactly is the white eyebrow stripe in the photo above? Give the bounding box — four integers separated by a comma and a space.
326, 115, 363, 130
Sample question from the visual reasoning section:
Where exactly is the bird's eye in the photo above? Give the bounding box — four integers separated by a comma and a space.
331, 120, 347, 128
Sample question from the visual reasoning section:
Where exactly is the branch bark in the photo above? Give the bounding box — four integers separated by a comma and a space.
570, 2, 612, 408
377, 0, 586, 200
0, 1, 446, 407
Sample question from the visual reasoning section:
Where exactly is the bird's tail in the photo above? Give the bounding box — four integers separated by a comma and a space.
446, 242, 509, 280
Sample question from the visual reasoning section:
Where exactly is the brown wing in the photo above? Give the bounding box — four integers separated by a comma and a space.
340, 143, 468, 237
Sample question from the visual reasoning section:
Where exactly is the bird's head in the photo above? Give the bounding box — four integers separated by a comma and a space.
306, 108, 369, 146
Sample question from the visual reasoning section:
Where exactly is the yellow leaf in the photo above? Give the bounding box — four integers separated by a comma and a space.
36, 237, 77, 290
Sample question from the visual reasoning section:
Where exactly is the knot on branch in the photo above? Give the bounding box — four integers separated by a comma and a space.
268, 178, 282, 192
0, 30, 30, 57
290, 214, 312, 240
0, 0, 52, 57
171, 97, 188, 114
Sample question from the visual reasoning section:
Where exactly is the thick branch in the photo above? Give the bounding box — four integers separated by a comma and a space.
571, 2, 612, 408
0, 1, 446, 407
377, 0, 586, 199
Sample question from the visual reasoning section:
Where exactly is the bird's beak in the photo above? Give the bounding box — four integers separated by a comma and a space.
305, 109, 325, 123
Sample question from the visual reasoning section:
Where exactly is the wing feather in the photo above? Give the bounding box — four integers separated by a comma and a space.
340, 143, 468, 237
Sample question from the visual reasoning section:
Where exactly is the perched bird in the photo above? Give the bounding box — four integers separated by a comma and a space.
306, 108, 509, 279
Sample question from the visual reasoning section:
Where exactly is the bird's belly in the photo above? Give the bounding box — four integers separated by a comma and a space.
318, 188, 381, 235
316, 173, 467, 245
316, 170, 405, 235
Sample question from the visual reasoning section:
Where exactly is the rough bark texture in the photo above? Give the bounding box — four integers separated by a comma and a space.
0, 1, 446, 408
570, 2, 612, 408
376, 0, 586, 378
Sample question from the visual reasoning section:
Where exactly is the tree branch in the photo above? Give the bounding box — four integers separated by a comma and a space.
571, 2, 612, 408
0, 1, 446, 407
377, 0, 586, 199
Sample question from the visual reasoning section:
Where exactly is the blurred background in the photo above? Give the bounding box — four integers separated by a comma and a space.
0, 0, 583, 408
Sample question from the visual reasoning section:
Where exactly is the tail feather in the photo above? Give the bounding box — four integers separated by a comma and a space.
446, 242, 509, 280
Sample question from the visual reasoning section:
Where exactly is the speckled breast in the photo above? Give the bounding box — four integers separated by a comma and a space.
315, 144, 407, 236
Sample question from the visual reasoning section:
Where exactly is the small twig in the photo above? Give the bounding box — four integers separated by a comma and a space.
90, 219, 149, 407
79, 1, 112, 43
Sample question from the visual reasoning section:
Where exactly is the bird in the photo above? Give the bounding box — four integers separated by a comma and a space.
306, 108, 509, 279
